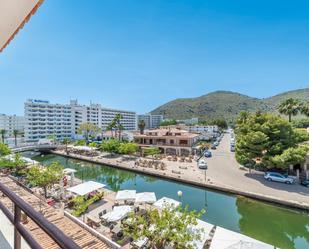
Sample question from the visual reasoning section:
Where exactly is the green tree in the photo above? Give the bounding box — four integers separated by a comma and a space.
160, 119, 177, 126
78, 122, 100, 142
237, 111, 250, 126
235, 112, 304, 169
74, 139, 86, 146
0, 143, 11, 156
122, 205, 205, 249
235, 131, 268, 165
100, 139, 121, 155
271, 146, 309, 169
118, 142, 138, 155
0, 129, 6, 143
138, 120, 146, 134
88, 141, 98, 148
62, 138, 71, 154
278, 98, 301, 122
26, 162, 63, 197
144, 147, 161, 160
300, 101, 309, 117
212, 118, 228, 129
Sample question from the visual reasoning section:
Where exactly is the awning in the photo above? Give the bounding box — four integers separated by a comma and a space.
153, 197, 180, 210
67, 181, 106, 196
209, 227, 274, 249
115, 190, 136, 202
63, 168, 77, 174
135, 192, 157, 204
102, 205, 133, 222
71, 146, 95, 151
0, 0, 43, 52
4, 155, 38, 165
188, 219, 214, 249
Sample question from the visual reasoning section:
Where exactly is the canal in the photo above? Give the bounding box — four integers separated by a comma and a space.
33, 153, 309, 249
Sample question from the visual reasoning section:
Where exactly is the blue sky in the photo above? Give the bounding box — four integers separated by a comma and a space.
1, 0, 309, 115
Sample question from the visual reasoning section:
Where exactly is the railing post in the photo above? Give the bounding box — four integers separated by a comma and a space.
14, 204, 21, 249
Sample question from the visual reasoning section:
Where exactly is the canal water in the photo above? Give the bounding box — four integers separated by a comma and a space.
33, 154, 309, 249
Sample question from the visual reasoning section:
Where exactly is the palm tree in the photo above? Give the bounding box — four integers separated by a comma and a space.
62, 138, 71, 154
114, 114, 123, 140
301, 101, 309, 117
138, 120, 146, 134
13, 129, 20, 147
278, 98, 301, 122
117, 124, 124, 141
0, 129, 6, 143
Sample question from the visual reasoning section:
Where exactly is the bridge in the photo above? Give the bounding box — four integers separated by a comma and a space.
10, 143, 58, 153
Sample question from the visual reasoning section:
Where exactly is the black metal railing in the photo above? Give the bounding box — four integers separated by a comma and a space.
0, 181, 80, 249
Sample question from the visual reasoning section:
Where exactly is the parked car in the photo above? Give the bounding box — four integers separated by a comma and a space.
204, 151, 212, 158
264, 172, 294, 184
214, 141, 219, 146
198, 160, 207, 169
300, 179, 309, 187
211, 144, 217, 150
230, 146, 235, 152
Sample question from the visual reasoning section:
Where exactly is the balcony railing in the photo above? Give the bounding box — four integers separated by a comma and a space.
0, 181, 80, 249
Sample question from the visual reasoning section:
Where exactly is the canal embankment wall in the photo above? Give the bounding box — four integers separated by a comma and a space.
51, 151, 309, 211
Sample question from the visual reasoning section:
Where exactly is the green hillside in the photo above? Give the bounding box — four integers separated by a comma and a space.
151, 88, 309, 121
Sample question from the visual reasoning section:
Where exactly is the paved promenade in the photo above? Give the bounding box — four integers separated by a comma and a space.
53, 135, 309, 210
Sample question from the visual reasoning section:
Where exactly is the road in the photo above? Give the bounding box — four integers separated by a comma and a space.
204, 132, 309, 207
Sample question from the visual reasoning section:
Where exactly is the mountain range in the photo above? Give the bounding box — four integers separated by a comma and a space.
150, 88, 309, 121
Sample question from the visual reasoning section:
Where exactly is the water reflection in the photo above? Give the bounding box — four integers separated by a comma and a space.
236, 197, 309, 249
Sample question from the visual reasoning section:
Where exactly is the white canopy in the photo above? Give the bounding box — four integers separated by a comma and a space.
67, 181, 105, 196
70, 145, 95, 151
63, 168, 77, 174
102, 205, 133, 222
153, 197, 180, 210
209, 227, 274, 249
135, 192, 157, 204
4, 155, 38, 165
115, 190, 136, 202
188, 219, 214, 249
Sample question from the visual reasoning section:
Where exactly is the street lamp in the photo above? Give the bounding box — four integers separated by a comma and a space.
177, 190, 183, 204
204, 169, 207, 183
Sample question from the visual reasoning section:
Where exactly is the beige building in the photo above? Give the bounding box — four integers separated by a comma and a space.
134, 128, 201, 156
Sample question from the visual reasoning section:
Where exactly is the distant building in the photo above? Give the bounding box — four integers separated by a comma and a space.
186, 125, 219, 140
0, 114, 24, 137
177, 117, 199, 125
138, 114, 163, 129
24, 99, 137, 142
134, 127, 201, 156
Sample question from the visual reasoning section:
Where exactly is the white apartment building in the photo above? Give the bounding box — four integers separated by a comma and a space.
25, 99, 137, 142
137, 114, 163, 129
0, 114, 24, 137
187, 125, 219, 134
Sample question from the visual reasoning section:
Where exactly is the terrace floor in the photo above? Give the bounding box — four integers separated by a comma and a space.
0, 177, 111, 249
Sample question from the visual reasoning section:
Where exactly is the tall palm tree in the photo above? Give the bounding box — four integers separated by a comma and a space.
13, 129, 19, 147
0, 129, 6, 143
278, 98, 301, 122
114, 114, 123, 140
62, 138, 71, 154
138, 120, 146, 134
